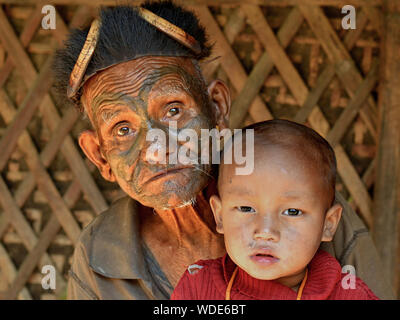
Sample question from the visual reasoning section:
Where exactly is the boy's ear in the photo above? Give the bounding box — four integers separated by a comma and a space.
209, 195, 224, 234
78, 130, 116, 182
321, 203, 343, 242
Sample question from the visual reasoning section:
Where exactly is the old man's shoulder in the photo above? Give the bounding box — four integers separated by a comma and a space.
73, 195, 144, 279
78, 196, 138, 247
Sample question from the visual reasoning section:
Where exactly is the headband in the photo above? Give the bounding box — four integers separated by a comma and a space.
67, 7, 202, 101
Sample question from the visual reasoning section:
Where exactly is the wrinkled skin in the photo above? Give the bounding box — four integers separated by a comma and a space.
78, 56, 229, 285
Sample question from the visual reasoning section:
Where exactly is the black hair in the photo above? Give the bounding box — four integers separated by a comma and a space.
52, 0, 213, 112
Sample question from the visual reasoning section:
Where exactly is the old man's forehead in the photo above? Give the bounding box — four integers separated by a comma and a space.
84, 57, 196, 98
81, 57, 203, 125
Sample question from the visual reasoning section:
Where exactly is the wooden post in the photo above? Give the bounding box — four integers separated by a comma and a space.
373, 0, 400, 298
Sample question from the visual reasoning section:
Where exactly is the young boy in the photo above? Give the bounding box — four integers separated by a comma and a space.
171, 119, 378, 300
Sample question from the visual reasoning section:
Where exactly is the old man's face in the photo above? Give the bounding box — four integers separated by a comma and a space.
79, 56, 230, 209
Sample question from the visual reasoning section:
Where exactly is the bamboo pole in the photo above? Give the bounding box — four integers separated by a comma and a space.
373, 0, 400, 298
0, 0, 383, 5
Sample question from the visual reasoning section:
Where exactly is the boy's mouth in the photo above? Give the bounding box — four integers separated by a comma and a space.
250, 249, 279, 265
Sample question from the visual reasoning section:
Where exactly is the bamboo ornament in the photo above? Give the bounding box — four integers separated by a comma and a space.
67, 7, 201, 102
67, 19, 101, 100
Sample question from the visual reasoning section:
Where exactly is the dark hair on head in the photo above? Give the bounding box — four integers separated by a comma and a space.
52, 0, 213, 112
221, 119, 337, 207
248, 119, 337, 206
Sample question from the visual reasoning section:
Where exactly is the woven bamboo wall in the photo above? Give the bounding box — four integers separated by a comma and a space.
0, 0, 397, 299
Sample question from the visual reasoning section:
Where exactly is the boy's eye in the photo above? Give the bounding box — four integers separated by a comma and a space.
236, 206, 256, 213
283, 208, 303, 216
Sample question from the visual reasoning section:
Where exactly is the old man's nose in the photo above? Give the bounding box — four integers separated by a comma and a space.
143, 130, 179, 164
145, 140, 166, 163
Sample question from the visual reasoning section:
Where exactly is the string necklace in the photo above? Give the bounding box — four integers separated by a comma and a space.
225, 267, 309, 300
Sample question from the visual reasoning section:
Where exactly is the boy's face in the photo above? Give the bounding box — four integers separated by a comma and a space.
210, 145, 342, 288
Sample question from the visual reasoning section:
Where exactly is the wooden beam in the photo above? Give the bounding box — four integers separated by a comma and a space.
327, 59, 379, 147
229, 7, 304, 128
299, 4, 378, 140
4, 215, 60, 300
0, 177, 67, 295
4, 175, 83, 300
373, 0, 400, 297
200, 6, 272, 124
0, 244, 32, 300
0, 0, 383, 5
0, 6, 108, 216
294, 7, 370, 124
0, 54, 54, 171
193, 6, 273, 127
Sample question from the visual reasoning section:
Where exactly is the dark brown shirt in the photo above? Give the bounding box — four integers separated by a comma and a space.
67, 191, 395, 300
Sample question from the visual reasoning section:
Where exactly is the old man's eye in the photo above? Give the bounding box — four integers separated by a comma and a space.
114, 124, 134, 137
117, 127, 130, 136
283, 208, 303, 216
236, 206, 256, 213
166, 106, 180, 117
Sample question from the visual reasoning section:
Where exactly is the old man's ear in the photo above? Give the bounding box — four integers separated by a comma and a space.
78, 131, 116, 182
207, 79, 231, 130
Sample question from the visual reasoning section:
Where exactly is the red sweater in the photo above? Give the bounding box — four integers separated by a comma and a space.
171, 250, 378, 300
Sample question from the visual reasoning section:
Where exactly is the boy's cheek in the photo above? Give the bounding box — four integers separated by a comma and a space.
225, 238, 250, 266
227, 224, 254, 253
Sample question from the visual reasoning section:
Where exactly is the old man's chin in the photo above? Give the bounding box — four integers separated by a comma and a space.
120, 168, 210, 210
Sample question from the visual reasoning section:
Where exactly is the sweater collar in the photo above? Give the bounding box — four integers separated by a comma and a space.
222, 249, 342, 300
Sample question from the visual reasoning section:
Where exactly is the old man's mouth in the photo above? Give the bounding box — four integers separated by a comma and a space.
143, 165, 196, 184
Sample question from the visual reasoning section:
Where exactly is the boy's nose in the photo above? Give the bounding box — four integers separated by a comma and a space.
253, 216, 280, 242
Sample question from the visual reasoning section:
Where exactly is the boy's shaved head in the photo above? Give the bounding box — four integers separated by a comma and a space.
220, 119, 337, 207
